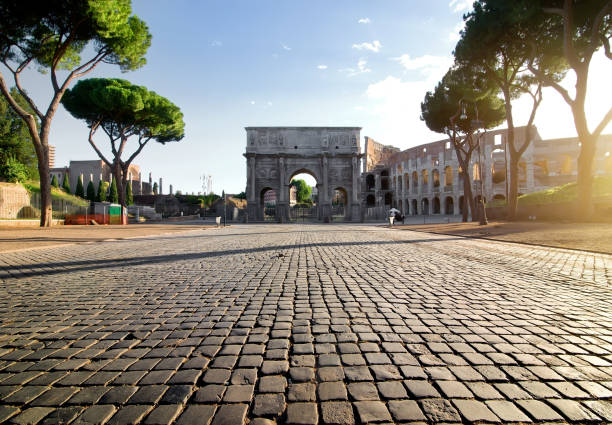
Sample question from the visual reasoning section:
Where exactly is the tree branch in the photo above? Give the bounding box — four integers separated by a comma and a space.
592, 105, 612, 139
0, 71, 40, 147
518, 84, 543, 156
125, 135, 152, 166
528, 43, 574, 106
603, 35, 612, 60
590, 1, 612, 54
88, 121, 112, 166
3, 57, 45, 120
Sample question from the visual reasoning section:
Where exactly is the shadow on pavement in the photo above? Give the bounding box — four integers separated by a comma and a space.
0, 237, 463, 279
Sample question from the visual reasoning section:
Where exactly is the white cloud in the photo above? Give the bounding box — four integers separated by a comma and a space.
394, 54, 453, 84
448, 21, 464, 42
449, 0, 472, 13
352, 40, 382, 53
358, 18, 371, 24
281, 43, 292, 51
364, 76, 441, 147
210, 40, 222, 47
250, 100, 256, 105
267, 101, 273, 106
341, 59, 371, 77
317, 65, 328, 70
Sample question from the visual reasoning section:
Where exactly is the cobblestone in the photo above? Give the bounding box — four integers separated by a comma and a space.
1, 224, 611, 423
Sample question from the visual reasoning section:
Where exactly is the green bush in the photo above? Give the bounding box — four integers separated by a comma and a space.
62, 173, 71, 193
126, 181, 134, 205
75, 175, 84, 198
0, 155, 29, 182
51, 174, 59, 188
97, 179, 108, 202
109, 179, 118, 203
86, 180, 96, 202
518, 175, 612, 205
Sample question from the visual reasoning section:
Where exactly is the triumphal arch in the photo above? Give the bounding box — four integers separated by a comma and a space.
244, 127, 363, 222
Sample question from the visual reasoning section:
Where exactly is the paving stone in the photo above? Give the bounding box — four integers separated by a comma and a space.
127, 385, 167, 404
419, 398, 462, 422
321, 401, 355, 425
259, 376, 287, 393
194, 385, 226, 403
388, 400, 427, 421
376, 381, 408, 399
343, 366, 373, 381
9, 407, 53, 425
211, 404, 248, 425
485, 400, 532, 423
516, 399, 564, 421
0, 406, 20, 423
436, 380, 472, 399
74, 405, 116, 424
317, 366, 344, 381
144, 405, 183, 425
347, 382, 379, 400
4, 386, 49, 404
160, 385, 193, 404
452, 399, 500, 422
405, 380, 441, 398
354, 401, 392, 423
99, 386, 138, 404
223, 385, 254, 402
318, 381, 348, 400
40, 406, 84, 425
288, 383, 316, 401
67, 386, 110, 405
583, 400, 612, 422
107, 405, 152, 425
286, 402, 318, 425
252, 393, 285, 417
176, 405, 216, 425
547, 399, 602, 421
31, 386, 80, 406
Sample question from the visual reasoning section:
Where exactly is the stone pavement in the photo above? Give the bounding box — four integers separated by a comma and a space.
0, 224, 611, 424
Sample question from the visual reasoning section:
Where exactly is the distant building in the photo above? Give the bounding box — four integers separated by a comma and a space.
362, 127, 612, 217
50, 160, 153, 195
48, 145, 56, 168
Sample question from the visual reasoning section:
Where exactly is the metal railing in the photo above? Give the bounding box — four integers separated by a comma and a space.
25, 193, 89, 219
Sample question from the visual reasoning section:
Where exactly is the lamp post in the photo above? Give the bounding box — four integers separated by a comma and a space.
460, 100, 488, 225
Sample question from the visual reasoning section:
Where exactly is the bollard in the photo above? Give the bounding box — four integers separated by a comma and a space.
389, 216, 394, 227
215, 216, 221, 227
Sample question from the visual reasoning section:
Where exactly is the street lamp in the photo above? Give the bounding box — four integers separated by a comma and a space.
471, 111, 488, 226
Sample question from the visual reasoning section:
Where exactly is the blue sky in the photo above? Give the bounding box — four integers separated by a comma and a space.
15, 0, 612, 194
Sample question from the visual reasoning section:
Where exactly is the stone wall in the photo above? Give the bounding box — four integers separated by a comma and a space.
0, 183, 32, 219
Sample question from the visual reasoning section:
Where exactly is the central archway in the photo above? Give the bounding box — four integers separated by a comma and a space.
288, 170, 319, 222
245, 127, 363, 222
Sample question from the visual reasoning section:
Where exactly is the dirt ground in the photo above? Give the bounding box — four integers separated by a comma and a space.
0, 222, 215, 253
394, 220, 612, 254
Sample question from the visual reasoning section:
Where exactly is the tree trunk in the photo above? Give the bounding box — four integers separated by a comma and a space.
121, 164, 131, 208
113, 161, 126, 207
37, 149, 52, 227
576, 135, 596, 220
36, 122, 52, 227
502, 86, 519, 221
507, 155, 519, 220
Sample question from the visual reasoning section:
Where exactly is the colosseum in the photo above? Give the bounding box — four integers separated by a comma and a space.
361, 126, 612, 219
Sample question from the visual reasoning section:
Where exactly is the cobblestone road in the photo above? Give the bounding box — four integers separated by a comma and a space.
0, 224, 611, 424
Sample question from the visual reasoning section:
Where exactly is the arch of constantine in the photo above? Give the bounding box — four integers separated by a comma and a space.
244, 127, 362, 222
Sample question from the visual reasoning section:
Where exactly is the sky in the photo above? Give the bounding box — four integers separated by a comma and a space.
12, 0, 612, 194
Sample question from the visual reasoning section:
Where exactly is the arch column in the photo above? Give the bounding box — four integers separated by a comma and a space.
246, 155, 258, 222
276, 156, 289, 222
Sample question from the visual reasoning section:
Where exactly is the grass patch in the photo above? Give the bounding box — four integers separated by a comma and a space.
486, 175, 612, 207
518, 175, 612, 205
22, 181, 89, 207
